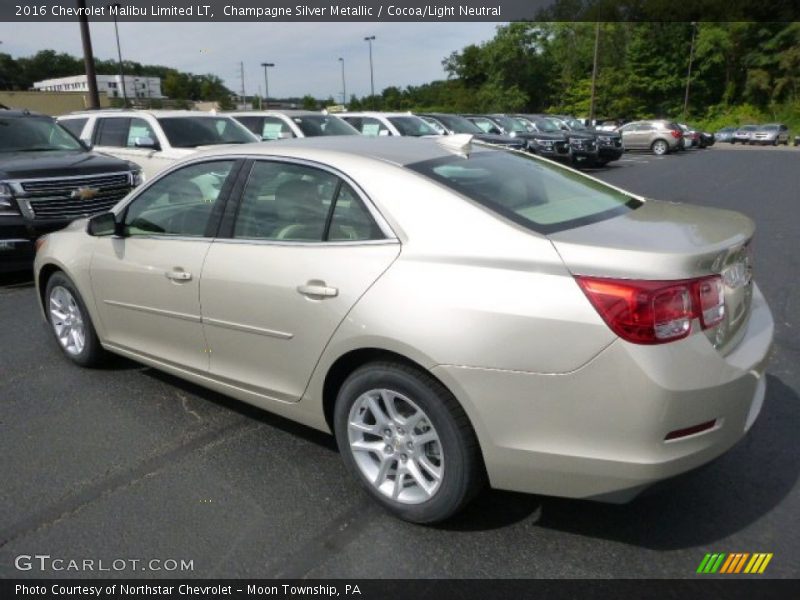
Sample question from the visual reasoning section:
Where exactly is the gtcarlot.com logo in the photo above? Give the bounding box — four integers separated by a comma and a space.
696, 552, 773, 574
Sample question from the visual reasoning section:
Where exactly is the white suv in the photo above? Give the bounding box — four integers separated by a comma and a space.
338, 112, 441, 137
229, 110, 359, 140
57, 110, 258, 179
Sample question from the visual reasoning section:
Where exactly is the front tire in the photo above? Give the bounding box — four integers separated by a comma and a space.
45, 272, 107, 367
334, 362, 484, 523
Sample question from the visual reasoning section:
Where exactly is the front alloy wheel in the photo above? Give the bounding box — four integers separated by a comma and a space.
49, 285, 85, 356
45, 271, 107, 367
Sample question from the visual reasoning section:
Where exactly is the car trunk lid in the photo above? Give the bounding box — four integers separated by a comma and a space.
549, 199, 755, 352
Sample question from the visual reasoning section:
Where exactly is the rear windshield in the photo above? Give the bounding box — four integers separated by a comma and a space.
407, 150, 640, 234
433, 114, 483, 135
157, 117, 256, 147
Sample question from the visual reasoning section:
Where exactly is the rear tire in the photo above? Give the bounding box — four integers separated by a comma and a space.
651, 139, 669, 155
334, 361, 484, 523
45, 272, 107, 367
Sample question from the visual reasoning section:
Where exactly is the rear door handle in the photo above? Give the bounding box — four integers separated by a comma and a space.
165, 269, 192, 282
297, 282, 338, 298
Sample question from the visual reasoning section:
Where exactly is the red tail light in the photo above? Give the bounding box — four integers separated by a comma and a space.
670, 129, 682, 139
575, 275, 725, 344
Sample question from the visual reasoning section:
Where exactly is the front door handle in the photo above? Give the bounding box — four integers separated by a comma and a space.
297, 281, 338, 298
165, 269, 192, 282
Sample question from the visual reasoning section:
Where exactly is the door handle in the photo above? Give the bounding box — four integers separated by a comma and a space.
297, 282, 338, 298
165, 269, 192, 282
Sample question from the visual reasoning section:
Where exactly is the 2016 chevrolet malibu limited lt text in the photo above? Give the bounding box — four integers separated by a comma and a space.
34, 135, 773, 523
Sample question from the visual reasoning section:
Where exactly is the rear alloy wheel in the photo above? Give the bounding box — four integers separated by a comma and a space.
46, 272, 107, 367
651, 139, 669, 155
334, 362, 484, 523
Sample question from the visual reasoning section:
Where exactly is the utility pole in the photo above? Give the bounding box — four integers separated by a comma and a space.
364, 35, 376, 102
239, 61, 246, 108
77, 0, 100, 109
683, 22, 697, 121
110, 4, 127, 107
338, 57, 346, 105
588, 22, 600, 124
261, 62, 274, 109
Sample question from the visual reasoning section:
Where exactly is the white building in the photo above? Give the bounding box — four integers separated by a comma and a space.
33, 74, 165, 100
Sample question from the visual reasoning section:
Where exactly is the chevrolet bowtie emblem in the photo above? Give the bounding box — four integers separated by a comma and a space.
71, 186, 99, 200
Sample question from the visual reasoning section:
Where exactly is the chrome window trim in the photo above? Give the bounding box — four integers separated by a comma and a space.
211, 237, 399, 248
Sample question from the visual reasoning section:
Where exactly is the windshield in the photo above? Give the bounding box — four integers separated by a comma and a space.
387, 116, 439, 137
493, 116, 527, 133
0, 117, 84, 152
740, 125, 757, 131
469, 117, 502, 134
531, 118, 561, 133
434, 114, 484, 135
293, 115, 358, 137
760, 125, 778, 131
408, 150, 639, 234
562, 117, 587, 130
157, 117, 256, 147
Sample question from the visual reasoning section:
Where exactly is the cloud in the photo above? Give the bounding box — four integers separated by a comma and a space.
3, 21, 500, 99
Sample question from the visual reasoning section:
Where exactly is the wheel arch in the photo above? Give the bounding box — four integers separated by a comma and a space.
37, 262, 64, 312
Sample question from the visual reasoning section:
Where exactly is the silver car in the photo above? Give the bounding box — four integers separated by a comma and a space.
617, 120, 682, 154
732, 124, 758, 144
751, 123, 791, 146
34, 136, 773, 523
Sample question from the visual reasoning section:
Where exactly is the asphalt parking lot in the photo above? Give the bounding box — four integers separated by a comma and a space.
1, 145, 798, 579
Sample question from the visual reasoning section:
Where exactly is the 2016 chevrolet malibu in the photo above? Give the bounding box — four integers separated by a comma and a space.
34, 135, 773, 523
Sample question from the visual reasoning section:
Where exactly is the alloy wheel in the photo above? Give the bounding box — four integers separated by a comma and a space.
49, 285, 86, 356
347, 388, 444, 504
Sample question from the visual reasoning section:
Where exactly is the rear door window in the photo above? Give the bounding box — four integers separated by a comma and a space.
59, 118, 88, 139
94, 117, 131, 147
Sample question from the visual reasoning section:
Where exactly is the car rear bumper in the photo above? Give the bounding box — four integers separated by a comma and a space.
433, 283, 773, 501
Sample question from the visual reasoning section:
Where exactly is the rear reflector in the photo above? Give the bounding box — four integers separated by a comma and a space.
575, 275, 725, 345
665, 420, 717, 440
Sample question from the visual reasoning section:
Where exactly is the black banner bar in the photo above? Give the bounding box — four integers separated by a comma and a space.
2, 579, 798, 600
2, 0, 799, 22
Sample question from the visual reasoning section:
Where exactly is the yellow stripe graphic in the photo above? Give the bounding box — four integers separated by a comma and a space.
744, 555, 760, 574
758, 554, 773, 574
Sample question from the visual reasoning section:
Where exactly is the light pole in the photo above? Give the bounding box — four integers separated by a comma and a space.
338, 57, 346, 105
588, 22, 600, 124
364, 35, 375, 102
76, 0, 100, 109
261, 62, 274, 109
683, 22, 697, 121
110, 3, 128, 107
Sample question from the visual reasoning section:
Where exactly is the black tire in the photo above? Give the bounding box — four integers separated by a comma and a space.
45, 271, 107, 367
333, 361, 485, 523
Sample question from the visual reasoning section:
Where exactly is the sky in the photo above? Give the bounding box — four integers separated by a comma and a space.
1, 21, 501, 100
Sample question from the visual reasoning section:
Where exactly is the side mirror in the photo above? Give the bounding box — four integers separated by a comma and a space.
81, 138, 93, 150
87, 212, 122, 237
134, 136, 160, 150
278, 131, 294, 140
378, 129, 391, 137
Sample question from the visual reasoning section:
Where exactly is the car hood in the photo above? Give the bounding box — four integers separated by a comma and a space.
515, 131, 567, 141
0, 150, 133, 180
472, 133, 526, 146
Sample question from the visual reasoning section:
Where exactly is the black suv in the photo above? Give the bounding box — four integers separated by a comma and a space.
530, 114, 623, 167
463, 114, 570, 162
0, 110, 141, 272
416, 113, 527, 151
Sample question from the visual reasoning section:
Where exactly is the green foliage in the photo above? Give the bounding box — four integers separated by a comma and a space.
301, 94, 318, 110
0, 50, 233, 104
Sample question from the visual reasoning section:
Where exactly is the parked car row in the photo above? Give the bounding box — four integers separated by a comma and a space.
716, 123, 791, 145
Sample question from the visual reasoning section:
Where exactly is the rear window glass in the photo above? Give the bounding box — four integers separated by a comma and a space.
157, 117, 255, 147
407, 150, 640, 234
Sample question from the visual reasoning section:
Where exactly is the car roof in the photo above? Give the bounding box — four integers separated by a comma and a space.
60, 110, 232, 119
0, 109, 50, 119
192, 135, 492, 167
340, 111, 415, 117
229, 110, 326, 117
